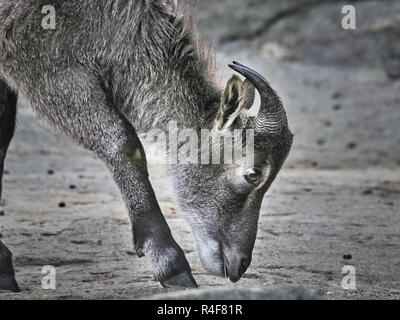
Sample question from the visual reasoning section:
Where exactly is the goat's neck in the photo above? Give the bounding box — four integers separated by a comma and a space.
127, 69, 219, 133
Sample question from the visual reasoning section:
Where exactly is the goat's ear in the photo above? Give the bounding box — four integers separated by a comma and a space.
214, 75, 247, 130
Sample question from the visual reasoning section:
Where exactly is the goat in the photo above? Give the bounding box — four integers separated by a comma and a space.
0, 0, 292, 291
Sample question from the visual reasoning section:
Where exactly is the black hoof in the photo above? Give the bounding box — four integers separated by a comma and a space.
0, 274, 20, 293
0, 240, 20, 292
160, 270, 198, 289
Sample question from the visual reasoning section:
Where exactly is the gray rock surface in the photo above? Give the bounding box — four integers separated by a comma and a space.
142, 285, 324, 300
190, 0, 400, 71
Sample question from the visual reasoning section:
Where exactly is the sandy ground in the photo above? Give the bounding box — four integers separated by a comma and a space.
0, 0, 399, 300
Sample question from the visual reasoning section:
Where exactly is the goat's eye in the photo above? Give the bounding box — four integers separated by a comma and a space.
244, 168, 262, 184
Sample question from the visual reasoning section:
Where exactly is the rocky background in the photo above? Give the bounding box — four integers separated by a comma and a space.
0, 0, 399, 299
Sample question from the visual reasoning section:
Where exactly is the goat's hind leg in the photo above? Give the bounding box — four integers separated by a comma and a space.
0, 78, 19, 293
0, 240, 20, 292
0, 78, 17, 201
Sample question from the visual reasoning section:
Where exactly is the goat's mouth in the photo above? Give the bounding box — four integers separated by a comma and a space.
192, 232, 251, 282
197, 244, 231, 280
221, 254, 245, 283
222, 255, 229, 279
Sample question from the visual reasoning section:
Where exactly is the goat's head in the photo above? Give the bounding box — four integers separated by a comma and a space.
170, 62, 293, 282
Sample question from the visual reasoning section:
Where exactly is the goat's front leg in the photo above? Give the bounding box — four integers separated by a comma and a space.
29, 70, 196, 288
104, 133, 196, 287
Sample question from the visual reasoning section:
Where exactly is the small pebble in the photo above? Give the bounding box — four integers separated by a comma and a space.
69, 184, 77, 190
0, 210, 4, 216
343, 254, 352, 260
47, 169, 55, 175
316, 138, 326, 146
314, 81, 322, 88
58, 202, 66, 208
332, 92, 342, 100
4, 170, 9, 175
332, 104, 342, 111
39, 150, 50, 155
347, 142, 357, 150
363, 189, 373, 195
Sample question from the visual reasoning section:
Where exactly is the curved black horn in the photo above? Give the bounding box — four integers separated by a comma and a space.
228, 61, 287, 134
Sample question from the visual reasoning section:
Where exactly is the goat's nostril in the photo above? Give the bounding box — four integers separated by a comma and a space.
239, 257, 250, 276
